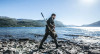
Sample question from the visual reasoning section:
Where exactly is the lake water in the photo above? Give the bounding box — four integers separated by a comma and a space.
0, 27, 100, 40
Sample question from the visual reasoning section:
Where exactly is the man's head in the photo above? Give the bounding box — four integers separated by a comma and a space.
51, 13, 56, 19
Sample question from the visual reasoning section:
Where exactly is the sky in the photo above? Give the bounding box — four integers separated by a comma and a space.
0, 0, 100, 26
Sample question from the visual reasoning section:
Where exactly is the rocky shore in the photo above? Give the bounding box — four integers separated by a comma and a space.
0, 35, 100, 54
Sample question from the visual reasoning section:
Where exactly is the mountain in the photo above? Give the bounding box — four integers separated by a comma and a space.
65, 25, 78, 27
0, 16, 17, 27
0, 16, 65, 27
82, 21, 100, 27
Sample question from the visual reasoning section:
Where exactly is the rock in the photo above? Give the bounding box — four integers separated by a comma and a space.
9, 39, 16, 41
1, 39, 7, 42
0, 44, 2, 48
0, 51, 3, 54
18, 38, 29, 41
77, 52, 84, 54
69, 47, 77, 54
2, 42, 7, 47
89, 49, 100, 54
3, 50, 14, 54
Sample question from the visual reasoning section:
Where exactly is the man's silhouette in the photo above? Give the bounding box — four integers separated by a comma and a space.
39, 13, 61, 49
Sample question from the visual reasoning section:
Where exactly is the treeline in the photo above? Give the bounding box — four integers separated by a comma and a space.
0, 16, 65, 27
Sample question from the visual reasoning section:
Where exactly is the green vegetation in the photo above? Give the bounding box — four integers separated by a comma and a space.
0, 16, 65, 27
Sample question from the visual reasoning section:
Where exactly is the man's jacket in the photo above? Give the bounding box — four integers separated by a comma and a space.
47, 17, 55, 29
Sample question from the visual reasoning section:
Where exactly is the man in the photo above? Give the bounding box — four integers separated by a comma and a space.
39, 13, 61, 49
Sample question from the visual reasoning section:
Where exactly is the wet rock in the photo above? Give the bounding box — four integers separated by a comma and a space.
77, 52, 84, 54
0, 44, 2, 48
3, 50, 14, 54
0, 51, 3, 54
18, 38, 29, 41
9, 39, 16, 41
2, 42, 7, 47
1, 39, 7, 42
69, 47, 77, 54
89, 49, 100, 54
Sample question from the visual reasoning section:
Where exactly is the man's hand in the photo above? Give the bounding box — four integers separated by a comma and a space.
53, 25, 55, 28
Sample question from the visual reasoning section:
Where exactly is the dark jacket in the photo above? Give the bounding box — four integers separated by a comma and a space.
47, 17, 55, 28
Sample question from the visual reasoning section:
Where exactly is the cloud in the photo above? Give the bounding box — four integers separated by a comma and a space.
79, 0, 98, 6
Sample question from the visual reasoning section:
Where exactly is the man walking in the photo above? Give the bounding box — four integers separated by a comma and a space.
39, 13, 61, 49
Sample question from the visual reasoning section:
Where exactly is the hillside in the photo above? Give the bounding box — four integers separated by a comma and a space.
82, 21, 100, 27
0, 16, 65, 27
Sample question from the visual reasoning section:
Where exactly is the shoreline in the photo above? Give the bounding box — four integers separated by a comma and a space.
0, 35, 100, 54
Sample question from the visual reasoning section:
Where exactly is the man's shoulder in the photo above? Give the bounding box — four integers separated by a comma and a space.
49, 17, 52, 19
47, 17, 52, 20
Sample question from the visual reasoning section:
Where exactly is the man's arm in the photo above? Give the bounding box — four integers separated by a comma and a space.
47, 18, 55, 28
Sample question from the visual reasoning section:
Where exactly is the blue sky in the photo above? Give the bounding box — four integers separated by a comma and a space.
0, 0, 100, 26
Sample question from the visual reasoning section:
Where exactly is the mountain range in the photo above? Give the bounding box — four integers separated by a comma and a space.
0, 16, 65, 27
82, 21, 100, 27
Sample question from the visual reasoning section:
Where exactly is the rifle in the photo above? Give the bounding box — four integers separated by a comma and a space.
41, 12, 56, 34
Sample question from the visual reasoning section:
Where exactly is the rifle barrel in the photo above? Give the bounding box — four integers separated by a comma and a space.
41, 12, 54, 32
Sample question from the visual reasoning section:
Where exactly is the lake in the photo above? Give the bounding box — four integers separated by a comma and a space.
0, 27, 100, 40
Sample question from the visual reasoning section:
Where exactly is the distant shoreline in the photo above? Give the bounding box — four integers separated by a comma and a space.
0, 16, 65, 27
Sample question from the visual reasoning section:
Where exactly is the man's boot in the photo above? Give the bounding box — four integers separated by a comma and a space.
56, 45, 62, 48
54, 39, 62, 48
39, 46, 45, 49
39, 41, 45, 49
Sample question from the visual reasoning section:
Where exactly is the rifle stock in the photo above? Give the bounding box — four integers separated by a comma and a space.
41, 12, 55, 34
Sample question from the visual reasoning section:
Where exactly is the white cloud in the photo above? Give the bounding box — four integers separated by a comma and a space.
79, 0, 98, 6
